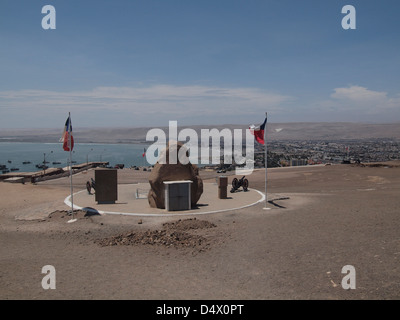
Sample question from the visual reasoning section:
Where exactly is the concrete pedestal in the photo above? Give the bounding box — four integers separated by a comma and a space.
218, 176, 228, 199
95, 168, 118, 204
164, 180, 193, 211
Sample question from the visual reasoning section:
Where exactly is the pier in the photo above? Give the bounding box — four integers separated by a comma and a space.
0, 161, 109, 183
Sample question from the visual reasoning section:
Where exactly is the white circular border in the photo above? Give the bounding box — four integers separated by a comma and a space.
64, 188, 265, 217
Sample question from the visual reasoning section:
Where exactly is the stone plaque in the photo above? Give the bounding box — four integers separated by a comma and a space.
218, 176, 228, 199
95, 168, 118, 204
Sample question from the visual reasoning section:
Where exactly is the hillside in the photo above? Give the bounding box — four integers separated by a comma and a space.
1, 122, 399, 143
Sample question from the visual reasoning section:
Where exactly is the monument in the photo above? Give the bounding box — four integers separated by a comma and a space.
148, 141, 203, 209
95, 168, 118, 204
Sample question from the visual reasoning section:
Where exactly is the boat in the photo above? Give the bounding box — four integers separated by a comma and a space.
35, 164, 48, 170
10, 168, 20, 171
7, 160, 12, 163
52, 161, 61, 164
22, 161, 31, 164
2, 169, 10, 174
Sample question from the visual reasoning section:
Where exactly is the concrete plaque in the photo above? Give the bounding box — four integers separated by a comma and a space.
164, 180, 192, 211
95, 168, 118, 204
218, 176, 228, 199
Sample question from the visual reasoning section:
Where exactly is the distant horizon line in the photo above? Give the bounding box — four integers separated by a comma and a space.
1, 120, 400, 131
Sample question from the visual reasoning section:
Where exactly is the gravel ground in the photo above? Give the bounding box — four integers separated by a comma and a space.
1, 163, 400, 300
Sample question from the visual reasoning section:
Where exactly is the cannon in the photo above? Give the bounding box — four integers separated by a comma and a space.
230, 176, 249, 193
86, 178, 96, 194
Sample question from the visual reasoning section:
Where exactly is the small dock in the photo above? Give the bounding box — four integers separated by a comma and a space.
0, 161, 109, 183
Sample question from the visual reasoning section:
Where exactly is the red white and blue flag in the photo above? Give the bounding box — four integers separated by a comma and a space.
249, 117, 267, 145
142, 148, 146, 157
60, 115, 74, 151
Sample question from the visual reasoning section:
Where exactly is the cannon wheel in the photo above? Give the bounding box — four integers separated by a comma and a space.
242, 178, 249, 191
86, 181, 92, 194
232, 178, 239, 189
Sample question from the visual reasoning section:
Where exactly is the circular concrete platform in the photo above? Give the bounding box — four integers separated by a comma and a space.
64, 183, 265, 217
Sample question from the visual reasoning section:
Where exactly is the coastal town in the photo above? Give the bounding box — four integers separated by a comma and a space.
1, 138, 399, 180
253, 138, 400, 168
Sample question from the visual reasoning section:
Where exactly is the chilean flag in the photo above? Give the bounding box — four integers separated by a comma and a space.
249, 117, 267, 145
60, 115, 74, 151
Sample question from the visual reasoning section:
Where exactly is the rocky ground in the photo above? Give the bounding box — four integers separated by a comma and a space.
95, 218, 216, 253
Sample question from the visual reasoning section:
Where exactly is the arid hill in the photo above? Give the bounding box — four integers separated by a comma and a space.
1, 122, 399, 143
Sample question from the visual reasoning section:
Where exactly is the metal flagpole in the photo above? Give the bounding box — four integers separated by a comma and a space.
67, 112, 77, 223
263, 112, 270, 210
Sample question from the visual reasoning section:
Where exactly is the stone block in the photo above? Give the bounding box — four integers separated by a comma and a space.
164, 180, 192, 211
218, 176, 228, 199
95, 168, 118, 204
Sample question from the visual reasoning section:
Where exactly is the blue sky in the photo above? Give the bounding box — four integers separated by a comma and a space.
0, 0, 399, 128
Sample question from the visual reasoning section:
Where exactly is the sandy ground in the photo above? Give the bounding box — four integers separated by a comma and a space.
1, 162, 400, 300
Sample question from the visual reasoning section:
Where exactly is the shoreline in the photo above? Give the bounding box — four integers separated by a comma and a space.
3, 159, 400, 183
0, 161, 109, 183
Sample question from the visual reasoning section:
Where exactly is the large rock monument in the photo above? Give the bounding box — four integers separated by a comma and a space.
148, 141, 203, 209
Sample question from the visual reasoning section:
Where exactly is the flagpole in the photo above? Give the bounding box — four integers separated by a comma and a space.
67, 112, 77, 223
263, 112, 270, 210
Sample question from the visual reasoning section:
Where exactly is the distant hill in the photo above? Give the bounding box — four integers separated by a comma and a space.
1, 122, 399, 143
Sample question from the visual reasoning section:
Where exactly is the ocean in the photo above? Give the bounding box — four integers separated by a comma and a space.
0, 142, 150, 173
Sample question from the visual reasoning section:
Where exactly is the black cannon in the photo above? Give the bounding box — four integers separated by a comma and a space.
230, 176, 249, 193
86, 178, 96, 194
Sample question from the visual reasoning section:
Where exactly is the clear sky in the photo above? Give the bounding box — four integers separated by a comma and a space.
1, 0, 399, 128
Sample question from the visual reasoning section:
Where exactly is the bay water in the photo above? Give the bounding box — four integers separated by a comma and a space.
0, 142, 150, 173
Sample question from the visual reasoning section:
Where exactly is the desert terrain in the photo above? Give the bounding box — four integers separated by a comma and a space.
1, 122, 400, 143
0, 162, 399, 301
